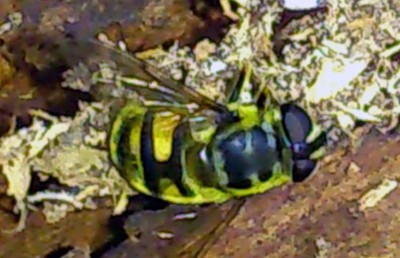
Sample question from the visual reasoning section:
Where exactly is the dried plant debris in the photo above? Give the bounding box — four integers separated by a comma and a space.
315, 236, 334, 258
359, 178, 398, 211
2, 0, 400, 230
279, 0, 328, 10
0, 53, 16, 85
0, 11, 23, 35
117, 0, 400, 146
0, 101, 132, 231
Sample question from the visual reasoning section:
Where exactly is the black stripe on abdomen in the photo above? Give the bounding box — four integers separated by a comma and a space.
115, 116, 140, 173
140, 112, 165, 194
140, 112, 193, 197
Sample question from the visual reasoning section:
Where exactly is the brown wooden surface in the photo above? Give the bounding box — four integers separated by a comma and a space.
0, 1, 230, 257
0, 1, 399, 257
204, 131, 400, 257
100, 131, 400, 258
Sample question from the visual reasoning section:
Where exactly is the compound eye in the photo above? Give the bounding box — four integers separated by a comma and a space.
281, 104, 312, 144
292, 142, 311, 159
292, 159, 316, 182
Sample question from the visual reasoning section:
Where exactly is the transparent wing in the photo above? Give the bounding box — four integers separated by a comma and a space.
223, 65, 245, 104
61, 39, 235, 120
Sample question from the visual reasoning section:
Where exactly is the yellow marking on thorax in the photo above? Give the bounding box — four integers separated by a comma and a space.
238, 104, 260, 129
152, 112, 182, 162
191, 125, 216, 144
189, 116, 217, 144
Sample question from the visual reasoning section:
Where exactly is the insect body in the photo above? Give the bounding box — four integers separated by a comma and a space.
95, 42, 326, 204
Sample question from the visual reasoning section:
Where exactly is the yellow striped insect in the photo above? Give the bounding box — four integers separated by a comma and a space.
88, 41, 326, 204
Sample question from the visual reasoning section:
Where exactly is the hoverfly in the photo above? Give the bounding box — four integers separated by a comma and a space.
82, 40, 326, 204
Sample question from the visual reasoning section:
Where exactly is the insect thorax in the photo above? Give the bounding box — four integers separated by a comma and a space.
206, 121, 283, 190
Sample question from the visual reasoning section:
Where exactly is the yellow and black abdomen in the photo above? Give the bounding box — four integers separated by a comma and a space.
109, 103, 233, 204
